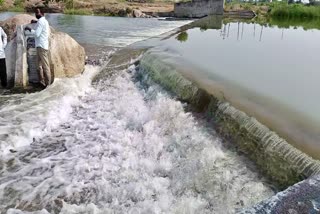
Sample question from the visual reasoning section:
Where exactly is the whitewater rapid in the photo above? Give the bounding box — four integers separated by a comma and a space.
0, 66, 100, 155
0, 62, 275, 213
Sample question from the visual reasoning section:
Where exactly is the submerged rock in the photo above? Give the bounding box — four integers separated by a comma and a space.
0, 14, 85, 88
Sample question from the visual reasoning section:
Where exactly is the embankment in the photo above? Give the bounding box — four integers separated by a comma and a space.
0, 0, 174, 17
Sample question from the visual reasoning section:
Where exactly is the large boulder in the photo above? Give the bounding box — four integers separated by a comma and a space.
0, 14, 85, 88
49, 28, 86, 78
132, 9, 152, 18
133, 9, 144, 18
0, 14, 34, 40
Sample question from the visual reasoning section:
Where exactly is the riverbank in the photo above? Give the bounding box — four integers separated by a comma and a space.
0, 0, 174, 17
2, 0, 320, 19
225, 2, 320, 19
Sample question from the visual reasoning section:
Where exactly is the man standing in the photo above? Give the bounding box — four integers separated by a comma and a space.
25, 8, 51, 87
0, 26, 7, 88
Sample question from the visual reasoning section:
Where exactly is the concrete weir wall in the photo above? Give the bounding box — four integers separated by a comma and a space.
5, 24, 39, 88
139, 52, 320, 189
174, 0, 224, 18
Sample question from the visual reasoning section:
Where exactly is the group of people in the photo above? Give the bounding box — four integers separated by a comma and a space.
0, 9, 51, 89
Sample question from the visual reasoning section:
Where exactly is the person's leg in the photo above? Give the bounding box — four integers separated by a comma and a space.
38, 48, 51, 86
0, 58, 7, 88
37, 47, 45, 86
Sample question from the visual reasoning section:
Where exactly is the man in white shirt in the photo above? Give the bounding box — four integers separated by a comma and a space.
0, 26, 7, 88
25, 8, 51, 87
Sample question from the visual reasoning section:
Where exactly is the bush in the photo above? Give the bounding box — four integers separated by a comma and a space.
270, 4, 320, 18
14, 0, 24, 7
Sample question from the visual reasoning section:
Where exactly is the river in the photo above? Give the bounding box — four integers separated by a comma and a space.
136, 16, 320, 159
0, 12, 317, 213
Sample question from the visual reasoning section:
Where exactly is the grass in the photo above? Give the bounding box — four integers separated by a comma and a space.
63, 8, 93, 16
7, 6, 24, 12
63, 8, 120, 16
225, 1, 320, 19
270, 3, 320, 18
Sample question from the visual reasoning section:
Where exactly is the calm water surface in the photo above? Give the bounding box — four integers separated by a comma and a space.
0, 12, 190, 47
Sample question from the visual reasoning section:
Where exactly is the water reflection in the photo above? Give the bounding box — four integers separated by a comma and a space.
176, 31, 188, 42
153, 17, 320, 158
189, 19, 303, 42
181, 15, 320, 44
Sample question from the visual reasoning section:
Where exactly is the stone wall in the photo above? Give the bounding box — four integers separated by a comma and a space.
174, 0, 224, 18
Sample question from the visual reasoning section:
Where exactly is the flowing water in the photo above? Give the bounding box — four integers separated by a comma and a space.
136, 16, 320, 159
0, 63, 275, 213
2, 13, 311, 213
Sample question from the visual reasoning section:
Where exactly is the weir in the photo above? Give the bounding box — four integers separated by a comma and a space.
174, 0, 224, 18
1, 12, 319, 213
138, 53, 320, 189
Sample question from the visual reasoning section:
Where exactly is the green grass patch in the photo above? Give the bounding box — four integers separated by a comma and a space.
7, 7, 25, 12
63, 8, 93, 16
63, 9, 119, 17
225, 2, 320, 19
270, 3, 320, 18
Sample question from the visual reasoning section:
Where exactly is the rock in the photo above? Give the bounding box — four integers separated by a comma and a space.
0, 14, 85, 88
24, 0, 64, 13
118, 8, 128, 17
132, 9, 153, 18
94, 7, 131, 17
25, 5, 64, 13
0, 14, 34, 40
133, 9, 144, 18
49, 28, 86, 78
241, 175, 320, 213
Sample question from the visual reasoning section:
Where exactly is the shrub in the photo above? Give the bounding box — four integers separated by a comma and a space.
270, 4, 320, 18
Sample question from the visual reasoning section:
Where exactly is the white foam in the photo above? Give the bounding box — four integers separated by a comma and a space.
0, 65, 100, 156
0, 65, 274, 213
